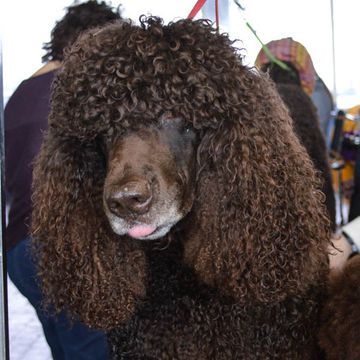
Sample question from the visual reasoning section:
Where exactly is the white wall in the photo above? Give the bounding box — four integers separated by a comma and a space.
1, 0, 359, 108
1, 1, 69, 102
0, 0, 197, 103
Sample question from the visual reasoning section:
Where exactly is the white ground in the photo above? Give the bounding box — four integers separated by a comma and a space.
8, 277, 51, 360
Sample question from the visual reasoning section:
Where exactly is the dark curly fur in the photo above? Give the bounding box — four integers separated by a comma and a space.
32, 17, 331, 359
319, 255, 360, 359
276, 84, 336, 231
260, 62, 336, 231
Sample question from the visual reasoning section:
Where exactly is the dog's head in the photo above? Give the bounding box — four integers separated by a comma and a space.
32, 16, 330, 330
103, 116, 197, 240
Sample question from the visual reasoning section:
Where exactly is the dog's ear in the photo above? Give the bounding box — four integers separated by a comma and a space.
31, 132, 146, 330
318, 255, 360, 359
183, 72, 330, 303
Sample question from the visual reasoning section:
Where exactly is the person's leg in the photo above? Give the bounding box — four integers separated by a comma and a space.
7, 237, 109, 359
54, 313, 109, 360
7, 237, 65, 359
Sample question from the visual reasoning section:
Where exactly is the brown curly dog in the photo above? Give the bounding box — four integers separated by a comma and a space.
319, 254, 360, 359
31, 17, 331, 359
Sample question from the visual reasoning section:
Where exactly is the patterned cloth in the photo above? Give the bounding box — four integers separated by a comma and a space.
255, 37, 316, 95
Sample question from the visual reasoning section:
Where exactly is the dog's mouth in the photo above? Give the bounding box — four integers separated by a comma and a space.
126, 223, 174, 240
127, 224, 156, 238
105, 211, 177, 240
103, 195, 186, 241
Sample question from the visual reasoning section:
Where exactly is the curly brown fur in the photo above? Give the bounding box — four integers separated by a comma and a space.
319, 255, 360, 359
276, 84, 336, 231
32, 17, 331, 358
263, 61, 301, 86
260, 61, 335, 231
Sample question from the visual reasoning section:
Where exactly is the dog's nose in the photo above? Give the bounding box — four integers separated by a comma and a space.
106, 180, 153, 217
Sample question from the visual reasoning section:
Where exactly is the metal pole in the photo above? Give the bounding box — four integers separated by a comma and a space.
330, 0, 337, 106
0, 37, 10, 360
202, 0, 229, 30
338, 168, 344, 226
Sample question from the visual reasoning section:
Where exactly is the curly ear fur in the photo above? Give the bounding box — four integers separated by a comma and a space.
319, 255, 360, 359
183, 72, 330, 302
32, 133, 146, 330
276, 83, 336, 231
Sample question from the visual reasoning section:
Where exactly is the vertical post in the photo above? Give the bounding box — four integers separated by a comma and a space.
337, 168, 344, 226
0, 38, 10, 360
202, 0, 229, 30
330, 0, 337, 106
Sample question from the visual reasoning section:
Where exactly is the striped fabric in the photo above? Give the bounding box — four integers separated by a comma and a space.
255, 37, 316, 95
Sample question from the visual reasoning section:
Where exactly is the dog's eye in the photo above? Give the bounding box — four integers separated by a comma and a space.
183, 126, 193, 134
184, 126, 197, 142
174, 120, 194, 137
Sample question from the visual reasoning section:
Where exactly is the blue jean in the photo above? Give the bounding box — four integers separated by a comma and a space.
7, 237, 109, 360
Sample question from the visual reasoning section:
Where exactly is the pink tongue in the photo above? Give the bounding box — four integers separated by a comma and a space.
128, 225, 156, 238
